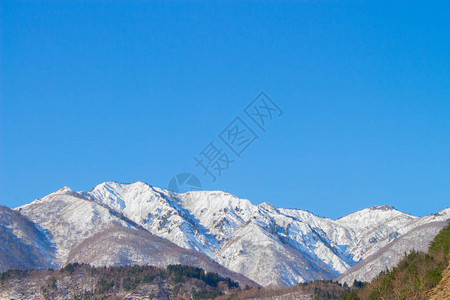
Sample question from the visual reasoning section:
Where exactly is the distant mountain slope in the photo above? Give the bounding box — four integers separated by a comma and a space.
338, 219, 449, 284
215, 222, 337, 287
16, 187, 141, 265
5, 181, 448, 287
66, 225, 256, 288
354, 222, 450, 299
0, 205, 55, 272
335, 205, 418, 261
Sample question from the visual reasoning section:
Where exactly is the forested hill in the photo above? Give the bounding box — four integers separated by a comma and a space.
0, 264, 241, 299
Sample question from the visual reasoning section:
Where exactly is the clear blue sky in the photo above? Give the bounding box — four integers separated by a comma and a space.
1, 1, 449, 219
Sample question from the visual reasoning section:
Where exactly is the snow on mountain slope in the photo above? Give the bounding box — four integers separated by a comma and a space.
87, 181, 220, 256
11, 186, 258, 287
335, 205, 418, 261
335, 205, 416, 234
16, 187, 140, 265
215, 221, 336, 286
252, 202, 354, 274
338, 219, 449, 284
0, 206, 55, 272
8, 181, 449, 287
66, 225, 258, 288
79, 181, 448, 286
178, 194, 416, 276
94, 185, 354, 277
179, 192, 344, 284
397, 207, 450, 234
178, 191, 257, 243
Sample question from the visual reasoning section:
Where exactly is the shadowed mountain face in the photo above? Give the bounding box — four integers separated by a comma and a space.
66, 225, 256, 288
0, 205, 55, 272
3, 181, 449, 287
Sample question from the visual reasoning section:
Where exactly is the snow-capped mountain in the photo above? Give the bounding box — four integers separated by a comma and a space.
16, 187, 140, 265
337, 207, 450, 285
334, 205, 419, 262
5, 181, 449, 287
337, 219, 449, 285
13, 187, 257, 287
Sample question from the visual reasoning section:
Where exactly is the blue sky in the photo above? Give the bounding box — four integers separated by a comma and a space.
1, 1, 449, 219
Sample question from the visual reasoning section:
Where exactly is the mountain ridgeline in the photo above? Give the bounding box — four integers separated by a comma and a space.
0, 181, 448, 290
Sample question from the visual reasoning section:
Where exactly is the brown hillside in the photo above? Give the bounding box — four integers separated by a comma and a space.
428, 261, 450, 300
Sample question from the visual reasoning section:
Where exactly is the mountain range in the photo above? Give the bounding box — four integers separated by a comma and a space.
1, 181, 448, 287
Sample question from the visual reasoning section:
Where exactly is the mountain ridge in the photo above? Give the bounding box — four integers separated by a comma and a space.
5, 181, 449, 287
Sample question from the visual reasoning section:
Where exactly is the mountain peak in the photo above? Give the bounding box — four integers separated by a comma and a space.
91, 181, 152, 192
369, 205, 396, 211
58, 186, 73, 193
91, 181, 121, 190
